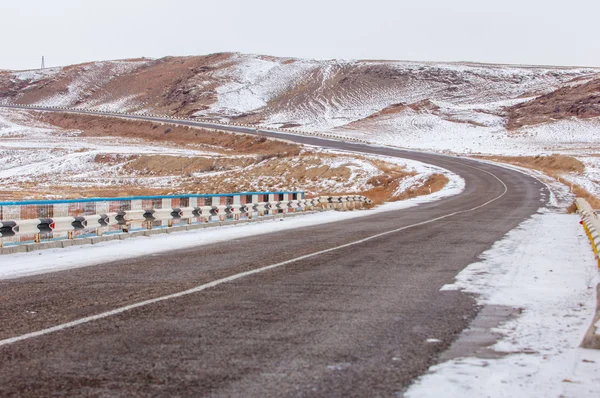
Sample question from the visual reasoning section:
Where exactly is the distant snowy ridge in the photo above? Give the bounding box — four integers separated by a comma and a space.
2, 53, 597, 133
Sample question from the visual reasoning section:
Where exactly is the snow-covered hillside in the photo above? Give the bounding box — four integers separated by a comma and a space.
204, 54, 597, 131
2, 53, 598, 132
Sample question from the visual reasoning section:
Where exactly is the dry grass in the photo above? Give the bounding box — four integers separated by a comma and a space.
566, 201, 578, 213
351, 164, 415, 205
363, 103, 408, 120
317, 172, 448, 206
476, 154, 584, 175
395, 174, 449, 201
568, 184, 600, 213
370, 159, 409, 176
1, 186, 178, 200
476, 154, 600, 213
4, 112, 452, 202
40, 112, 301, 156
123, 155, 255, 176
2, 158, 451, 206
180, 154, 354, 194
507, 77, 600, 129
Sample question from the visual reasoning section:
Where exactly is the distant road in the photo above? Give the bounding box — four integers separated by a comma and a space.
0, 105, 545, 396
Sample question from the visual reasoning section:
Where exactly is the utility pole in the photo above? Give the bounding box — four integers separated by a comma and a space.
41, 56, 45, 69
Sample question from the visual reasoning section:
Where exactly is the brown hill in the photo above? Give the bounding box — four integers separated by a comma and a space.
507, 76, 600, 129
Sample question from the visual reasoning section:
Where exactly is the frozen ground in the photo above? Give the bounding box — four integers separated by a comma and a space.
0, 172, 465, 280
562, 155, 600, 199
2, 60, 599, 396
335, 112, 600, 202
406, 210, 600, 398
0, 108, 226, 193
336, 111, 600, 157
2, 53, 599, 396
201, 56, 600, 197
0, 107, 454, 199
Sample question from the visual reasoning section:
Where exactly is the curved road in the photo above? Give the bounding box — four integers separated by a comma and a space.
0, 105, 546, 397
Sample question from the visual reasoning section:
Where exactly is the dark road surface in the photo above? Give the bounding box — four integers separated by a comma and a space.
0, 105, 546, 397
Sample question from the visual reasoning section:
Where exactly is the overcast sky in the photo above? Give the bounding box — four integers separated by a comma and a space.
1, 0, 598, 70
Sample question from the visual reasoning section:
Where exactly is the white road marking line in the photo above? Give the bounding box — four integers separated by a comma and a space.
0, 167, 509, 348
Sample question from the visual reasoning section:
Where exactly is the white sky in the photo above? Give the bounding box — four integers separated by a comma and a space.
1, 0, 598, 70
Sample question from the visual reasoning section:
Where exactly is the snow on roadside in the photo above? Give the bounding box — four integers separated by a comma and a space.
0, 107, 459, 198
88, 94, 141, 112
469, 157, 573, 209
562, 156, 600, 199
293, 147, 457, 197
0, 108, 54, 137
0, 173, 464, 281
405, 210, 600, 398
390, 154, 456, 196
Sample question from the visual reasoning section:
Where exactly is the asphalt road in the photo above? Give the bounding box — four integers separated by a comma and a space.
0, 105, 546, 397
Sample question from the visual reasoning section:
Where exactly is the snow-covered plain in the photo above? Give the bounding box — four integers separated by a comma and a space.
0, 107, 453, 199
0, 108, 227, 192
234, 146, 455, 197
406, 210, 600, 398
335, 107, 600, 199
336, 109, 600, 157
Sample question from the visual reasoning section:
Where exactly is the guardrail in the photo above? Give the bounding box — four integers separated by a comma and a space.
0, 103, 371, 144
575, 198, 600, 349
576, 198, 600, 270
0, 193, 372, 252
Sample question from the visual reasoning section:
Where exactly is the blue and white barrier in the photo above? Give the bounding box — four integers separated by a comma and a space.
0, 194, 372, 248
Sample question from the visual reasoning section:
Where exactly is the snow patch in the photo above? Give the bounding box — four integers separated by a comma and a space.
406, 212, 600, 398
